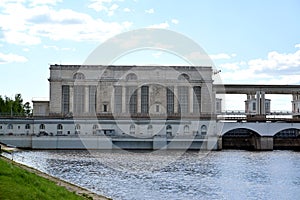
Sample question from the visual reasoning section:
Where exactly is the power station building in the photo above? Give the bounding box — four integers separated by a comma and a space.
34, 65, 218, 119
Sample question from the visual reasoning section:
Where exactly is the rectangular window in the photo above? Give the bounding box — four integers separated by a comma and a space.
74, 85, 85, 114
126, 86, 137, 114
178, 86, 189, 114
253, 102, 256, 111
167, 87, 174, 114
89, 86, 97, 113
103, 104, 108, 112
62, 85, 70, 114
141, 86, 149, 114
156, 105, 160, 112
193, 86, 201, 114
265, 102, 270, 112
114, 86, 122, 113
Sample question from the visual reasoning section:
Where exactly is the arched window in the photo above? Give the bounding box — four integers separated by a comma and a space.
147, 125, 153, 135
25, 124, 31, 129
57, 124, 63, 130
39, 124, 45, 130
7, 124, 13, 129
126, 73, 137, 81
93, 124, 98, 130
178, 73, 190, 81
184, 125, 189, 134
73, 72, 85, 80
201, 125, 207, 135
130, 124, 135, 134
166, 125, 172, 136
75, 124, 81, 130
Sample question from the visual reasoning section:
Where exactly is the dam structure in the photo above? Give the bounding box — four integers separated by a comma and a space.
1, 64, 300, 150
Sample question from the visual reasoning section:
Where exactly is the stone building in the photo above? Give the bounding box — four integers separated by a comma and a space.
245, 93, 271, 115
46, 64, 216, 119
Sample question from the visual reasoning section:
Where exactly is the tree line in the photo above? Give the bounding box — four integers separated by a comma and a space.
0, 94, 31, 116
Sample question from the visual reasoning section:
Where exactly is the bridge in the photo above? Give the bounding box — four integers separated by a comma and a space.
214, 84, 300, 117
214, 84, 300, 94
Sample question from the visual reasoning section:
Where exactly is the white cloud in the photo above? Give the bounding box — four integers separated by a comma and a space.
248, 50, 300, 72
28, 0, 62, 6
0, 2, 132, 45
295, 44, 300, 48
43, 45, 75, 51
123, 7, 131, 12
3, 31, 41, 45
22, 48, 30, 52
219, 62, 240, 70
145, 8, 154, 14
88, 0, 122, 16
88, 0, 113, 12
218, 48, 300, 84
171, 19, 179, 24
0, 52, 28, 64
148, 22, 169, 29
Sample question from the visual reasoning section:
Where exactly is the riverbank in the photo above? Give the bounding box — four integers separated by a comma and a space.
0, 152, 109, 200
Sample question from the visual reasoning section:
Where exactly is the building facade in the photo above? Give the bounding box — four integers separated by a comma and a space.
47, 65, 216, 119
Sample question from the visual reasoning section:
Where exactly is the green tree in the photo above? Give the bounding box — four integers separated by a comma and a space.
0, 94, 32, 116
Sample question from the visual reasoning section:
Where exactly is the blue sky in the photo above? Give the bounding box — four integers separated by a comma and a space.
0, 0, 300, 111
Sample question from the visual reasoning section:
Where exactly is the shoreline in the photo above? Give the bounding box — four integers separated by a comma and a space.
0, 149, 110, 200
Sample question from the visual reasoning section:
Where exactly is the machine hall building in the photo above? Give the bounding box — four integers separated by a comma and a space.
42, 64, 217, 118
29, 64, 220, 139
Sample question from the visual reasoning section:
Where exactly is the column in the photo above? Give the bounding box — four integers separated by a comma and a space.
174, 86, 178, 113
189, 86, 194, 113
122, 86, 126, 113
96, 85, 101, 113
84, 86, 89, 113
137, 87, 141, 113
69, 85, 74, 113
256, 91, 260, 115
261, 91, 265, 115
111, 86, 115, 113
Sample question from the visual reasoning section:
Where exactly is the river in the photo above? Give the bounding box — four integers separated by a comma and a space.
5, 150, 300, 200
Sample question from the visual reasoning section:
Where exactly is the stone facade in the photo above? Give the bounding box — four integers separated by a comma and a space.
47, 65, 216, 119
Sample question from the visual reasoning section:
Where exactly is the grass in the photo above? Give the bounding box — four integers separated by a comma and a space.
0, 157, 86, 200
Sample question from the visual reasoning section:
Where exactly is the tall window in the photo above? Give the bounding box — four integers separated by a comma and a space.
178, 86, 189, 114
57, 124, 63, 130
75, 124, 80, 134
252, 102, 256, 111
74, 86, 85, 114
127, 86, 137, 114
147, 125, 153, 135
114, 86, 122, 113
184, 125, 189, 134
141, 86, 149, 114
201, 125, 207, 135
62, 85, 70, 114
166, 125, 172, 136
89, 86, 96, 113
167, 87, 174, 114
39, 124, 45, 130
25, 124, 30, 129
7, 124, 13, 129
130, 124, 135, 134
193, 86, 201, 114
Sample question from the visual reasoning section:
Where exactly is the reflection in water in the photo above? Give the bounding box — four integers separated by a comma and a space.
7, 150, 300, 200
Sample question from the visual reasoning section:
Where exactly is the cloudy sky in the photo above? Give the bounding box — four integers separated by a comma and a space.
1, 0, 300, 111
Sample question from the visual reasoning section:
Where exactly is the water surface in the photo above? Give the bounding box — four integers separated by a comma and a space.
7, 150, 300, 200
